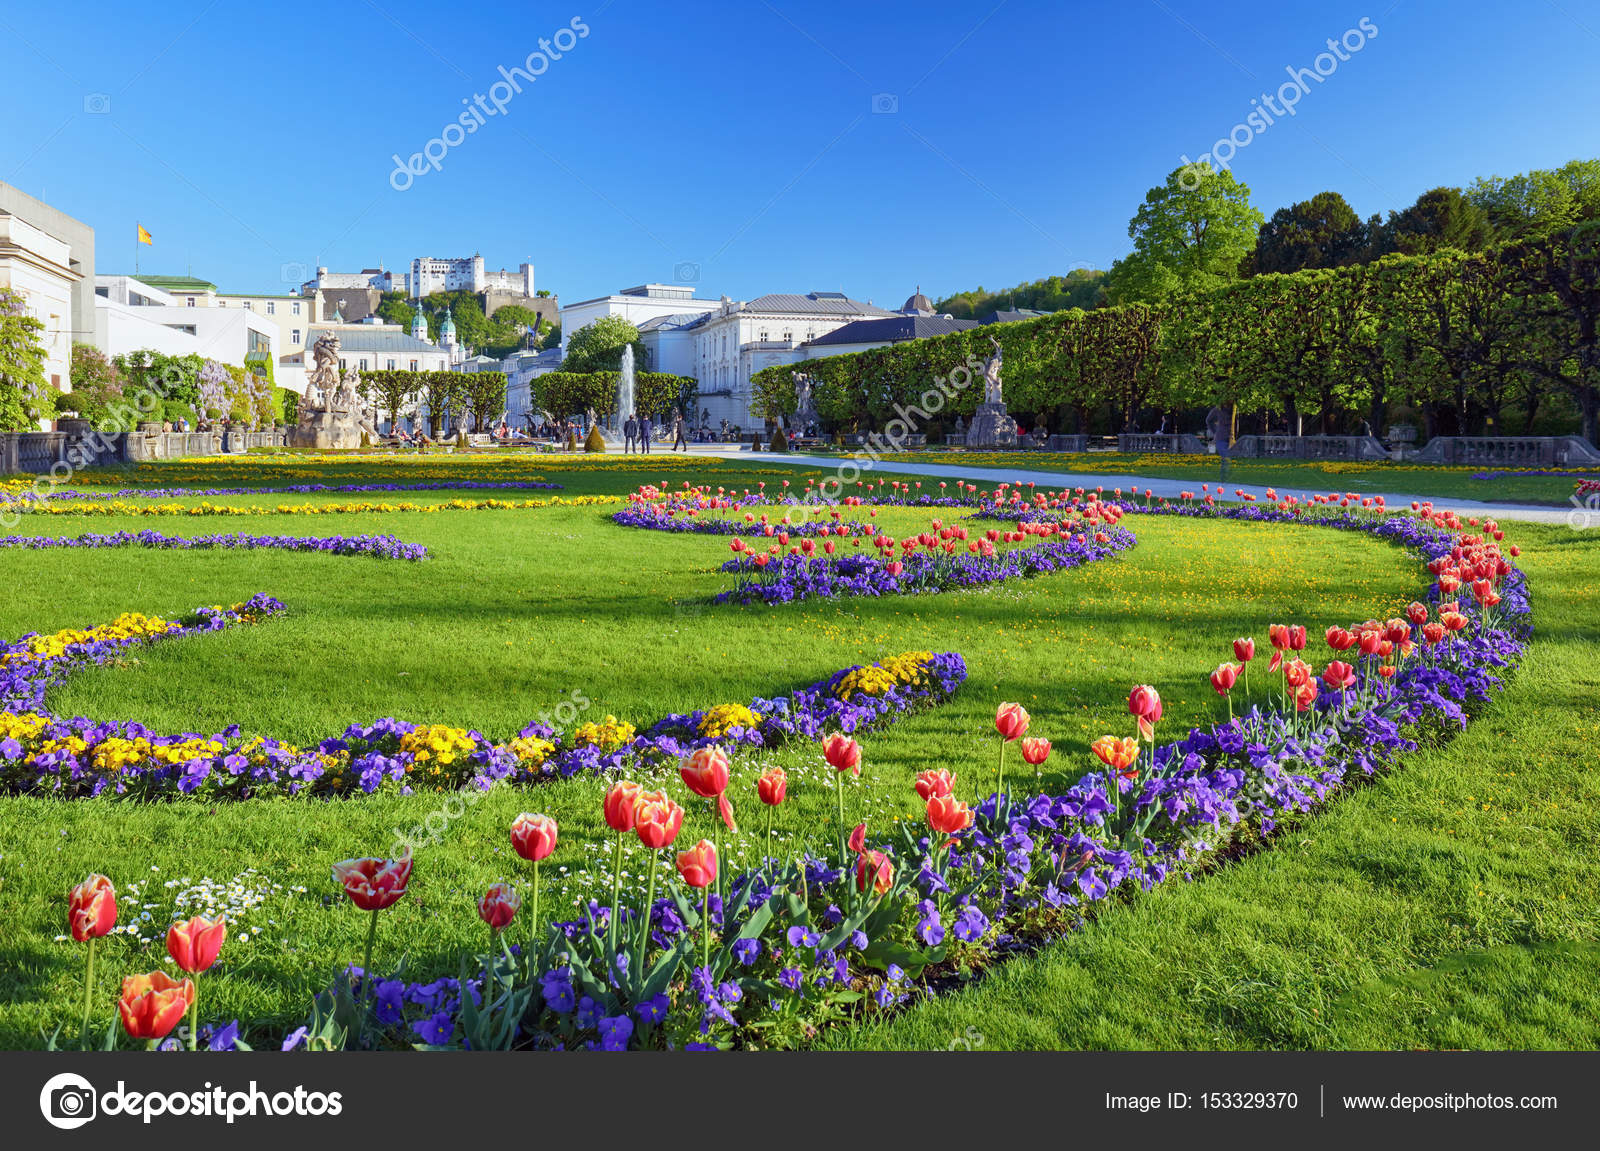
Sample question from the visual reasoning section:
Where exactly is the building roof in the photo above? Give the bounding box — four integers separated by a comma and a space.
804, 315, 979, 347
637, 312, 713, 332
978, 308, 1051, 325
122, 274, 218, 293
902, 288, 935, 314
305, 325, 442, 354
742, 292, 893, 317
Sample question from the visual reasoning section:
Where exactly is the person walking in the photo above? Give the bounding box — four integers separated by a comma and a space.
639, 414, 653, 454
624, 412, 639, 454
672, 409, 688, 452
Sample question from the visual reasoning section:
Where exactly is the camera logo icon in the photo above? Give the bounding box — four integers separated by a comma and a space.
673, 260, 701, 283
84, 93, 112, 115
40, 1072, 97, 1130
281, 261, 309, 285
871, 93, 899, 114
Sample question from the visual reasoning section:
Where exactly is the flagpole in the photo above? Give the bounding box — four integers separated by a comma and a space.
135, 223, 140, 276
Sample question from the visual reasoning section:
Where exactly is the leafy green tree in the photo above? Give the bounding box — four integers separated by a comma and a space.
1382, 187, 1493, 255
934, 269, 1107, 318
1503, 221, 1600, 443
562, 315, 644, 373
465, 372, 508, 431
0, 287, 49, 431
1245, 191, 1373, 274
1468, 159, 1600, 241
65, 343, 125, 425
1107, 164, 1264, 304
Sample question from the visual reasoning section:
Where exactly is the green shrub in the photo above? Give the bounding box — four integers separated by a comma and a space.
770, 427, 788, 453
584, 425, 606, 453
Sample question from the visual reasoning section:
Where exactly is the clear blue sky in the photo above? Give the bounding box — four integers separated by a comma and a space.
5, 0, 1598, 305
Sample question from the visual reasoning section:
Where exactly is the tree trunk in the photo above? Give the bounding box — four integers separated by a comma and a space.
1582, 386, 1599, 446
1422, 402, 1439, 440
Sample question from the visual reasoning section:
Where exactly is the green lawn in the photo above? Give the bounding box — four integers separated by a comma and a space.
784, 448, 1596, 505
0, 453, 1595, 1050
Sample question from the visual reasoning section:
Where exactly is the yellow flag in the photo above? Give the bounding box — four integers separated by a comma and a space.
137, 224, 152, 245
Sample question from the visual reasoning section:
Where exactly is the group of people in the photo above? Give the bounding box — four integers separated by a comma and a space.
621, 409, 689, 454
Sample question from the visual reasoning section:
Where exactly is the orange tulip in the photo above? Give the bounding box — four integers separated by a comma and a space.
118, 970, 194, 1041
510, 812, 559, 862
926, 794, 974, 836
994, 702, 1030, 741
634, 791, 684, 850
166, 915, 226, 975
676, 839, 718, 889
1284, 658, 1311, 689
603, 781, 644, 833
477, 882, 520, 931
332, 851, 412, 911
1019, 737, 1052, 765
1421, 621, 1445, 645
68, 873, 117, 942
1091, 735, 1140, 777
914, 769, 955, 800
1294, 680, 1319, 711
1268, 623, 1290, 650
1441, 611, 1469, 632
680, 746, 730, 798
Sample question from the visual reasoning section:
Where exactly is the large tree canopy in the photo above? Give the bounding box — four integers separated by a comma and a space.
561, 315, 645, 374
1245, 191, 1375, 274
1108, 164, 1265, 304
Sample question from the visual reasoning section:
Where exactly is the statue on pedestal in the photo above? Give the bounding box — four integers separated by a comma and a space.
965, 336, 1017, 448
982, 336, 1004, 405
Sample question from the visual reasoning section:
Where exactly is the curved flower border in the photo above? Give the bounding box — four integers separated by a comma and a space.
0, 530, 427, 561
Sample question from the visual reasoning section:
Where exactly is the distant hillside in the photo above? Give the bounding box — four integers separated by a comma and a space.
934, 269, 1107, 319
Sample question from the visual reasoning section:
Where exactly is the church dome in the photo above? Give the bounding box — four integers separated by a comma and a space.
901, 287, 934, 315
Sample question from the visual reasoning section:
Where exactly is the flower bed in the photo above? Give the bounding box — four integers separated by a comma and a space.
1, 481, 564, 505
0, 530, 426, 561
1578, 478, 1600, 498
6, 495, 619, 519
262, 503, 1528, 1051
0, 630, 966, 797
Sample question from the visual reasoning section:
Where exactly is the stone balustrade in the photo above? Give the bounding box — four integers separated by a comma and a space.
1228, 434, 1390, 461
1412, 435, 1600, 467
1118, 433, 1205, 454
1, 426, 287, 475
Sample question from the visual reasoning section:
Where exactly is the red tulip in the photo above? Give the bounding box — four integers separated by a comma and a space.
847, 821, 867, 854
926, 795, 974, 836
1406, 602, 1430, 626
1287, 625, 1307, 651
1283, 658, 1311, 689
1232, 637, 1255, 662
914, 769, 955, 800
1209, 663, 1240, 694
68, 873, 117, 942
1357, 629, 1383, 656
1441, 611, 1469, 632
855, 850, 893, 895
477, 882, 520, 931
510, 812, 558, 862
822, 733, 862, 775
1325, 626, 1356, 651
634, 791, 684, 849
1322, 661, 1356, 691
1127, 684, 1162, 723
675, 839, 718, 889
757, 766, 787, 805
1268, 623, 1290, 650
1019, 737, 1051, 765
166, 915, 226, 975
603, 780, 644, 833
1294, 680, 1319, 711
118, 971, 195, 1041
680, 745, 731, 798
332, 851, 413, 911
995, 702, 1031, 741
1422, 621, 1445, 645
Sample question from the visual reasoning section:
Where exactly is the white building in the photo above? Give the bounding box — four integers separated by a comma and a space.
802, 291, 978, 359
500, 347, 563, 426
560, 283, 718, 349
94, 274, 277, 374
408, 255, 535, 299
0, 183, 95, 393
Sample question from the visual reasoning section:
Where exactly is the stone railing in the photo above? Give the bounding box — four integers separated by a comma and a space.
2, 425, 287, 475
1229, 434, 1390, 461
1413, 435, 1600, 467
1046, 434, 1089, 452
1118, 433, 1205, 454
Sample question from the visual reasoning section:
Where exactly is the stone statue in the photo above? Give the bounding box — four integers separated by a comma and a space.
335, 366, 362, 411
982, 336, 1004, 405
953, 414, 966, 434
307, 333, 341, 409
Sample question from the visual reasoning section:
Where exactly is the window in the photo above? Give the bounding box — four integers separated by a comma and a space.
759, 330, 768, 342
409, 359, 418, 371
387, 359, 396, 370
359, 358, 368, 369
782, 330, 792, 343
339, 358, 346, 370
218, 300, 226, 307
267, 302, 275, 315
292, 302, 301, 315
186, 298, 195, 307
242, 301, 252, 311
292, 329, 301, 345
